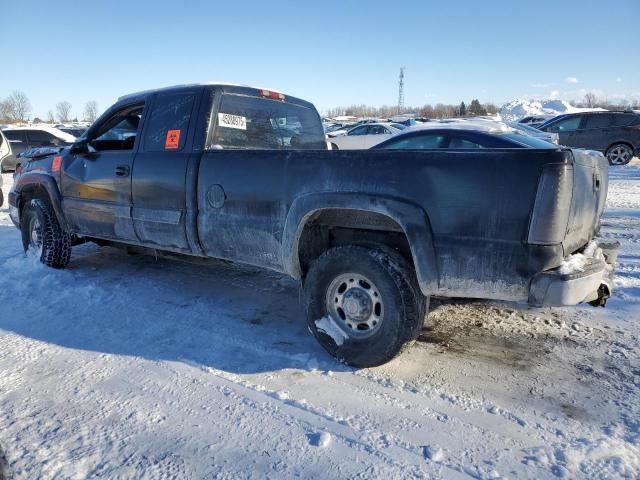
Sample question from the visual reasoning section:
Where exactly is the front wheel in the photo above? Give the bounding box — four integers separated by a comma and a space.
20, 198, 71, 268
304, 246, 428, 367
606, 143, 634, 165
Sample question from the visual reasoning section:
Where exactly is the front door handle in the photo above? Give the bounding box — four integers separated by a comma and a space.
115, 165, 130, 177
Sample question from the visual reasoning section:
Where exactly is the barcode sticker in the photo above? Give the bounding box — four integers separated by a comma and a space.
218, 113, 247, 130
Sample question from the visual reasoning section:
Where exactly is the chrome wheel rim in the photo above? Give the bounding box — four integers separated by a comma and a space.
608, 145, 632, 165
326, 273, 383, 338
28, 217, 43, 254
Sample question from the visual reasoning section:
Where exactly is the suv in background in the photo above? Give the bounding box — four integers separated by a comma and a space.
537, 111, 640, 165
0, 127, 76, 172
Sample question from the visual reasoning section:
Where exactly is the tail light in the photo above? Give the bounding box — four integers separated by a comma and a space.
259, 89, 285, 101
528, 162, 573, 245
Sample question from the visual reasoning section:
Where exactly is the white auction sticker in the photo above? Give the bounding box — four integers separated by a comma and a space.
218, 113, 247, 130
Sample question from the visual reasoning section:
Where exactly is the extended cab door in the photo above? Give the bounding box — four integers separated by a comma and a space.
131, 89, 201, 252
61, 102, 145, 240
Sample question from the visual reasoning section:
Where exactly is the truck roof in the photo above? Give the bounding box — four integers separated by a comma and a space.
117, 82, 314, 109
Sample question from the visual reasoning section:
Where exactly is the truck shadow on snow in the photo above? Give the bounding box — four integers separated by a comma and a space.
0, 242, 619, 385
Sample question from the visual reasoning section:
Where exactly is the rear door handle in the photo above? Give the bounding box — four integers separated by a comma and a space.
115, 165, 130, 177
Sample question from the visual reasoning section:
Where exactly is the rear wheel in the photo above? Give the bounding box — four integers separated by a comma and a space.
304, 245, 428, 367
20, 198, 71, 268
606, 143, 634, 165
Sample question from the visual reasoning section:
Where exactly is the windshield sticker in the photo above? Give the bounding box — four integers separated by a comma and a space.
218, 113, 247, 130
165, 129, 181, 150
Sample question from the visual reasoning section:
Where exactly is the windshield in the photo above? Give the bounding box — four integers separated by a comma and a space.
210, 94, 326, 150
390, 123, 407, 130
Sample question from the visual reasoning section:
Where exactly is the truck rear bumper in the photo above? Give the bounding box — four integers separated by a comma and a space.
528, 240, 619, 307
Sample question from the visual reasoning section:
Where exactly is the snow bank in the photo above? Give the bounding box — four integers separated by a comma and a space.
500, 98, 604, 122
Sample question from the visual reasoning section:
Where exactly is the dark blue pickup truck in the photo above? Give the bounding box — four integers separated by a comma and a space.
8, 83, 618, 367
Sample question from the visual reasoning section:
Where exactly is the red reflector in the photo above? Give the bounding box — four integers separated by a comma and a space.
259, 89, 285, 101
52, 155, 62, 172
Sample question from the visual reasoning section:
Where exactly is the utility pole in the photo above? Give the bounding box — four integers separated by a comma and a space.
398, 67, 405, 114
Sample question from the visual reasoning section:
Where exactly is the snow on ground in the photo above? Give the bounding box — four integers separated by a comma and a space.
500, 99, 604, 122
0, 163, 639, 479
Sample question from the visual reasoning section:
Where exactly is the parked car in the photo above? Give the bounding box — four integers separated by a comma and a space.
373, 122, 559, 150
59, 127, 87, 138
0, 129, 11, 179
518, 114, 555, 128
8, 83, 618, 367
507, 121, 559, 144
537, 111, 640, 165
330, 122, 406, 149
1, 127, 76, 172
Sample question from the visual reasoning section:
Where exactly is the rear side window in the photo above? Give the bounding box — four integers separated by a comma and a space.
585, 114, 613, 129
27, 130, 60, 147
347, 126, 369, 136
380, 133, 446, 149
547, 116, 582, 132
144, 93, 195, 152
209, 94, 326, 150
612, 113, 640, 126
4, 131, 27, 142
449, 137, 483, 149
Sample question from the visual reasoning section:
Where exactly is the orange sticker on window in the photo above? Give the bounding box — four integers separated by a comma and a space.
52, 155, 62, 172
165, 129, 181, 150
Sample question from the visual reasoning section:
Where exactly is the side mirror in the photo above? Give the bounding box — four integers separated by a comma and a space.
70, 139, 88, 154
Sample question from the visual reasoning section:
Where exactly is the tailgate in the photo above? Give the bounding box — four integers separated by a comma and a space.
563, 149, 608, 255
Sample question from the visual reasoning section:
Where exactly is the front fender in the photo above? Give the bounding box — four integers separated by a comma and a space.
13, 173, 68, 230
282, 192, 439, 295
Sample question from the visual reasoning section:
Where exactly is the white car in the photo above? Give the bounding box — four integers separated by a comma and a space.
1, 126, 76, 172
330, 123, 406, 150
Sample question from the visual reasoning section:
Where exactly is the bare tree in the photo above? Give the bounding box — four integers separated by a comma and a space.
6, 90, 31, 122
583, 92, 597, 108
47, 110, 55, 123
0, 99, 14, 123
56, 101, 73, 122
83, 100, 98, 122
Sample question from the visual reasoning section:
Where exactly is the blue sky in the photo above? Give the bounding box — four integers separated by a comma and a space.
2, 0, 639, 118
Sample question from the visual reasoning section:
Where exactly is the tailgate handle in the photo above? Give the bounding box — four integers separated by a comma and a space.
593, 171, 601, 192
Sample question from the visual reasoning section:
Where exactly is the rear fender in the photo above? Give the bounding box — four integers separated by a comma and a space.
283, 192, 439, 295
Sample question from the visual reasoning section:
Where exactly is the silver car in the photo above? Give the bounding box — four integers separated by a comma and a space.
330, 122, 406, 150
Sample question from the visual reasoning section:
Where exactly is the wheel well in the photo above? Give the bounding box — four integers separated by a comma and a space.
297, 209, 413, 276
606, 141, 634, 153
18, 185, 51, 213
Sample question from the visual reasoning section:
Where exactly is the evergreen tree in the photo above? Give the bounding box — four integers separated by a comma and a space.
469, 99, 487, 116
459, 101, 466, 116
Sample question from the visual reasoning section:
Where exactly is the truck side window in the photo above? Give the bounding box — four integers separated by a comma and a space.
143, 93, 195, 152
90, 104, 144, 151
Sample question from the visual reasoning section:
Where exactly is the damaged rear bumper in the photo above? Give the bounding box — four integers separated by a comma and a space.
528, 240, 619, 307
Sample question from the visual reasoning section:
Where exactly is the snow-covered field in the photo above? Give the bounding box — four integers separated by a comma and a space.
0, 163, 639, 479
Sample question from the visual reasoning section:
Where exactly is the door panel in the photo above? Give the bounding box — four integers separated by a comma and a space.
62, 150, 137, 239
131, 90, 200, 251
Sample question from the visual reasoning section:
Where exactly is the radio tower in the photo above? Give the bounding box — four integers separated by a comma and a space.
398, 67, 405, 114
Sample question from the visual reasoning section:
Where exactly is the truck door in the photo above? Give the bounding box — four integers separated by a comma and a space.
61, 102, 144, 240
131, 89, 200, 251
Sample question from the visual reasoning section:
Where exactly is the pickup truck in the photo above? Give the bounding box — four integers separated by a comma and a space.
8, 83, 619, 367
